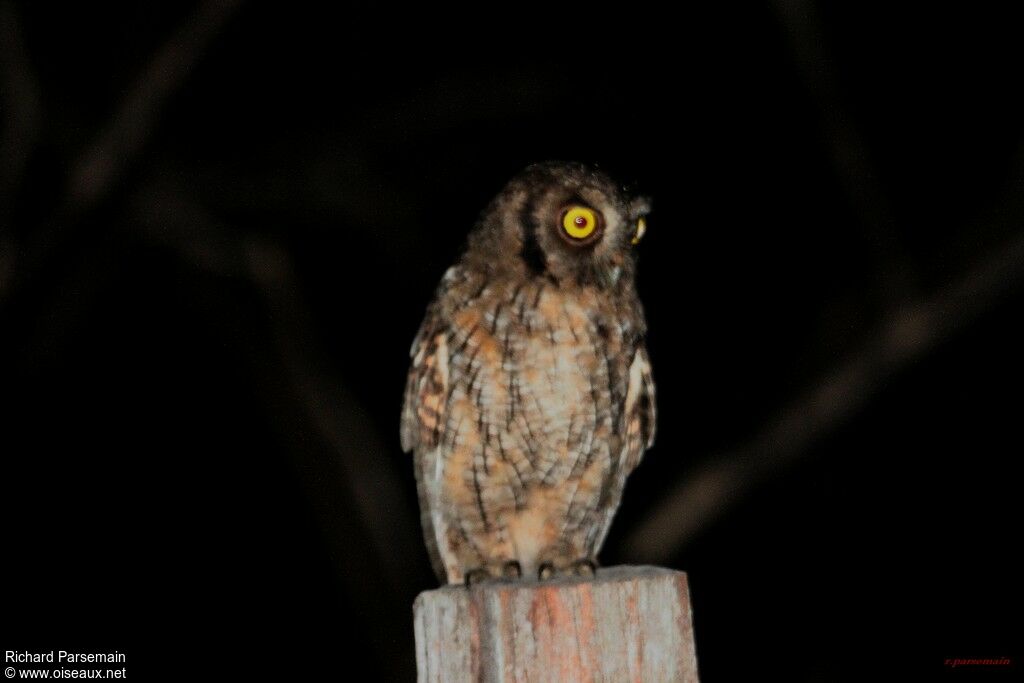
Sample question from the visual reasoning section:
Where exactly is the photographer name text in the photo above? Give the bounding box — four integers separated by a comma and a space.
5, 653, 125, 665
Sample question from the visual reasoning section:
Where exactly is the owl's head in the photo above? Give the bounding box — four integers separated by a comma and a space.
467, 162, 650, 290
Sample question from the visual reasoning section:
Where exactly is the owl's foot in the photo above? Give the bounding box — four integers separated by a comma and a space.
571, 558, 598, 577
501, 560, 522, 580
464, 561, 523, 585
537, 559, 598, 580
464, 568, 492, 586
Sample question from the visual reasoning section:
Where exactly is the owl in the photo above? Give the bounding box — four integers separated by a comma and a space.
401, 162, 655, 585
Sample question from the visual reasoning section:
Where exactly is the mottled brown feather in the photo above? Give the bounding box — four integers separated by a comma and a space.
402, 163, 657, 584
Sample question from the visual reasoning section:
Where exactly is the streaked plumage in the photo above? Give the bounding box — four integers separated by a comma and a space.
402, 162, 655, 584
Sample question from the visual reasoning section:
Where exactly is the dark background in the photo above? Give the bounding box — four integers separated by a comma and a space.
2, 1, 1021, 680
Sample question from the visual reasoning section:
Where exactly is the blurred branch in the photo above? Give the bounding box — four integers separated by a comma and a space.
0, 0, 242, 307
624, 1, 1024, 566
771, 0, 916, 305
0, 0, 41, 291
624, 222, 1024, 562
0, 0, 41, 215
130, 179, 422, 589
67, 0, 242, 212
130, 180, 420, 678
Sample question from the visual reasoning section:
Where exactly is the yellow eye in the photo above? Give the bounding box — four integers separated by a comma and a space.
632, 217, 647, 245
562, 206, 598, 240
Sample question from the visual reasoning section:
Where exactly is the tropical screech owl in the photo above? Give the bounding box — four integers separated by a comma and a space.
401, 162, 655, 585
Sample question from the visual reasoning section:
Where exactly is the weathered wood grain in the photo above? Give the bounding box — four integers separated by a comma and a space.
413, 565, 699, 682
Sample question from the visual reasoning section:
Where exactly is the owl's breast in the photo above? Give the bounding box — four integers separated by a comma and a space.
446, 280, 627, 487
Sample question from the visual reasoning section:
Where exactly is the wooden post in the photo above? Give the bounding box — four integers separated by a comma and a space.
413, 565, 699, 682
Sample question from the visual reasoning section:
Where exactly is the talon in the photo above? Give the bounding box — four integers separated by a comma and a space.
502, 560, 522, 579
464, 568, 490, 586
572, 559, 597, 577
538, 562, 556, 580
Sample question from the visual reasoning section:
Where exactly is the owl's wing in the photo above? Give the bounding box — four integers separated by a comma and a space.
622, 345, 656, 473
401, 307, 453, 583
594, 344, 657, 553
400, 307, 449, 453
